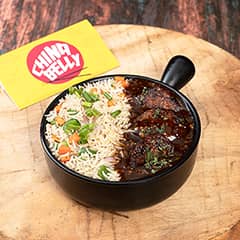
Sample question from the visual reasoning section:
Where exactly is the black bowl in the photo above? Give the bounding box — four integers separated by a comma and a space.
40, 56, 201, 211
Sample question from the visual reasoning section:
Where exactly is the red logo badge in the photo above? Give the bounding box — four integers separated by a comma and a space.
27, 41, 84, 84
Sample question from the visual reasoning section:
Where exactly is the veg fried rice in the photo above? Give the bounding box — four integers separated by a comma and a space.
45, 76, 131, 181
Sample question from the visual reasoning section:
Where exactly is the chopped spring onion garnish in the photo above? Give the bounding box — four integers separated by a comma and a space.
85, 108, 101, 117
103, 92, 112, 100
78, 123, 95, 144
78, 147, 97, 156
97, 165, 110, 180
82, 91, 99, 102
82, 90, 92, 102
67, 109, 79, 115
62, 140, 69, 146
110, 110, 121, 118
146, 150, 153, 162
63, 118, 81, 134
82, 101, 93, 108
68, 86, 83, 97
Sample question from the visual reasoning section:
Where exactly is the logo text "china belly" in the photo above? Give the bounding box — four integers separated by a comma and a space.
27, 41, 84, 83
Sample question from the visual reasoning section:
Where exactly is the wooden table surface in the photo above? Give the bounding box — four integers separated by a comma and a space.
1, 24, 240, 240
0, 2, 240, 240
0, 0, 239, 58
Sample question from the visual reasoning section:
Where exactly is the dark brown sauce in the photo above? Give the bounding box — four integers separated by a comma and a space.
115, 78, 194, 181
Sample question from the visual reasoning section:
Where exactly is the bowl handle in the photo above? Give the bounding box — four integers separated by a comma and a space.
161, 55, 195, 90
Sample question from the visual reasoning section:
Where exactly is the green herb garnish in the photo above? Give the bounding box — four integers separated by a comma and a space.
63, 118, 81, 134
97, 165, 110, 180
67, 109, 79, 115
110, 110, 121, 118
82, 91, 92, 102
85, 108, 101, 117
156, 125, 165, 134
68, 86, 75, 94
62, 140, 69, 146
144, 151, 171, 172
146, 150, 152, 162
82, 101, 93, 108
89, 93, 99, 102
144, 162, 151, 169
78, 123, 95, 144
78, 147, 87, 155
78, 147, 97, 156
103, 92, 112, 100
88, 148, 97, 154
68, 86, 83, 97
153, 108, 161, 118
82, 91, 99, 103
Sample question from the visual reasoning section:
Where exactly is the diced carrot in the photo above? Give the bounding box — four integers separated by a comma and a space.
54, 104, 62, 113
51, 134, 60, 143
55, 116, 65, 126
60, 155, 70, 163
107, 99, 115, 107
58, 145, 71, 155
121, 79, 129, 88
90, 87, 98, 94
114, 76, 129, 88
114, 76, 125, 83
118, 92, 125, 97
69, 132, 80, 144
100, 89, 104, 94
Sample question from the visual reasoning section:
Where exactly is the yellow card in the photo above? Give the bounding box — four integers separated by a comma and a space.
0, 20, 119, 109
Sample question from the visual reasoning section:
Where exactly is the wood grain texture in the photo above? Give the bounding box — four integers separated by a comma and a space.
0, 24, 240, 240
0, 0, 239, 58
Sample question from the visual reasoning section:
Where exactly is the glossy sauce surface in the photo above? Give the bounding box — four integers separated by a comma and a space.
115, 78, 194, 180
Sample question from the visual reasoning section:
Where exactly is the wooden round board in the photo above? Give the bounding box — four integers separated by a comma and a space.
0, 25, 240, 240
